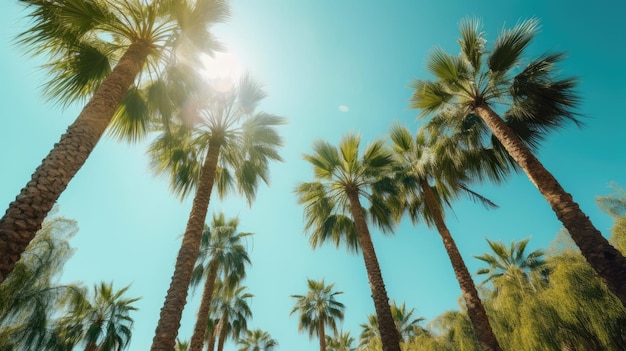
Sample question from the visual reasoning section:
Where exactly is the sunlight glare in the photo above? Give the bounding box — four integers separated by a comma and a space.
200, 51, 244, 92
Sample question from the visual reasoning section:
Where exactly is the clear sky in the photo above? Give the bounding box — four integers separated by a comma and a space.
1, 0, 626, 350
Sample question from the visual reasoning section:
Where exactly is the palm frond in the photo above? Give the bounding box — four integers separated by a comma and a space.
488, 18, 539, 74
458, 17, 485, 72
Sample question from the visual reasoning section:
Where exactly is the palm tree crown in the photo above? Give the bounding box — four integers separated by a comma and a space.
58, 282, 140, 351
290, 279, 345, 351
475, 238, 547, 291
237, 329, 278, 351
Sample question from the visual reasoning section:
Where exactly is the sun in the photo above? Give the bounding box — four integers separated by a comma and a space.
199, 51, 244, 91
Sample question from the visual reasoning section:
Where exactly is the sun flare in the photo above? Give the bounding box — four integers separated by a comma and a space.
199, 51, 244, 91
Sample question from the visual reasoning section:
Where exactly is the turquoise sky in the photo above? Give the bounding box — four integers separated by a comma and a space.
1, 0, 626, 350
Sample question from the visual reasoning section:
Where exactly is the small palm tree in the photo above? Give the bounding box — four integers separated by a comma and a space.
390, 301, 425, 342
410, 17, 626, 305
290, 279, 345, 351
149, 75, 284, 350
475, 238, 547, 294
358, 301, 425, 346
212, 284, 253, 351
189, 213, 251, 351
295, 133, 402, 351
0, 0, 229, 283
325, 330, 355, 351
237, 329, 278, 351
59, 282, 140, 351
389, 125, 502, 351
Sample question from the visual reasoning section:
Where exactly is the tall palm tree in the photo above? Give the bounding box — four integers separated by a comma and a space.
475, 238, 547, 293
189, 213, 251, 351
237, 329, 278, 351
389, 125, 502, 351
58, 282, 140, 351
212, 284, 253, 351
0, 0, 229, 283
410, 17, 626, 305
325, 330, 355, 351
295, 133, 402, 351
149, 75, 284, 350
290, 279, 345, 351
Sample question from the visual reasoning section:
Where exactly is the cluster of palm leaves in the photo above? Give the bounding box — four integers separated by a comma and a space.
1, 0, 625, 349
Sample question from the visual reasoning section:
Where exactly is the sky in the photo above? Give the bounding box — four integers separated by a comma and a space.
1, 0, 626, 350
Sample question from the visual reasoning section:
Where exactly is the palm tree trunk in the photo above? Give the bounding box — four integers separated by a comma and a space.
217, 314, 228, 351
421, 180, 502, 351
0, 40, 152, 283
346, 191, 401, 351
84, 342, 98, 351
207, 321, 219, 351
189, 258, 220, 351
318, 319, 326, 351
151, 141, 223, 351
475, 103, 626, 306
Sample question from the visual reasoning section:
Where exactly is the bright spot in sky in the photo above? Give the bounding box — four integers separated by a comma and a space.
200, 51, 244, 91
339, 105, 349, 112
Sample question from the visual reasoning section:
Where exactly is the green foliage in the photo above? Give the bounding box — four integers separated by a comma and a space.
236, 329, 278, 351
149, 74, 285, 201
597, 184, 626, 253
0, 213, 140, 351
295, 133, 399, 254
290, 279, 345, 341
56, 282, 140, 351
0, 214, 78, 350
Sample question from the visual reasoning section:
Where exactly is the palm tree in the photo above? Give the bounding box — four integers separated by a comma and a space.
149, 74, 284, 350
189, 213, 251, 351
358, 314, 380, 348
389, 301, 425, 342
358, 301, 425, 346
325, 330, 354, 351
0, 0, 229, 283
212, 284, 253, 351
237, 329, 278, 351
58, 282, 140, 351
389, 125, 502, 351
475, 238, 547, 294
295, 133, 402, 351
410, 17, 626, 305
290, 279, 345, 351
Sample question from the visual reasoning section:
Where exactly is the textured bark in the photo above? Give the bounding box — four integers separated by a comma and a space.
189, 258, 220, 351
150, 141, 223, 351
475, 103, 626, 307
217, 313, 228, 351
346, 191, 401, 351
421, 180, 502, 351
318, 320, 326, 351
0, 41, 151, 283
84, 342, 97, 351
207, 324, 219, 351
